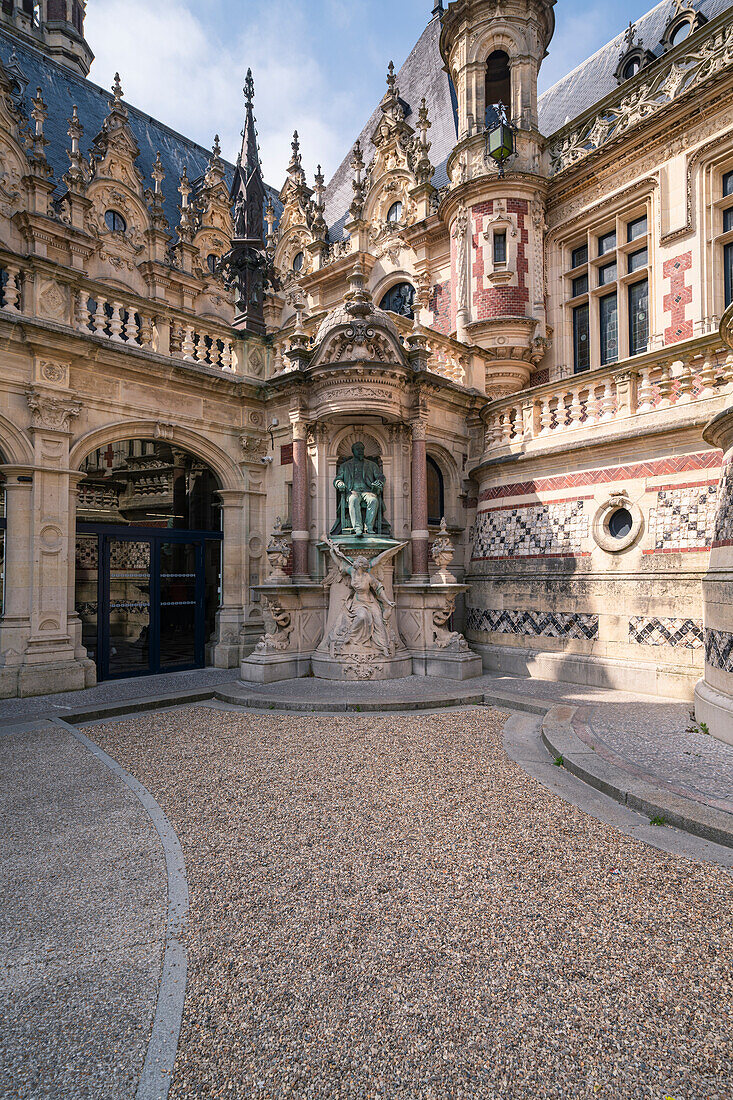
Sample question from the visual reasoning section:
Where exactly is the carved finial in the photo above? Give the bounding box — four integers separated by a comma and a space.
314, 163, 324, 189
178, 165, 190, 205
30, 86, 47, 153
212, 133, 221, 158
289, 129, 301, 172
151, 150, 165, 193
386, 60, 397, 96
112, 72, 123, 102
244, 67, 255, 107
432, 1, 444, 15
64, 105, 85, 186
624, 20, 637, 48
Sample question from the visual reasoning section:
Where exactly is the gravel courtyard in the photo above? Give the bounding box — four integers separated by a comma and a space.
89, 705, 732, 1100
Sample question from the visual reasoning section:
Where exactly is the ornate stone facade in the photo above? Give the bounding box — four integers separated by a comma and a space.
0, 0, 731, 732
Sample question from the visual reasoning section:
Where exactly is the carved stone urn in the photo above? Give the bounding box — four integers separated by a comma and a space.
430, 517, 457, 585
266, 517, 291, 584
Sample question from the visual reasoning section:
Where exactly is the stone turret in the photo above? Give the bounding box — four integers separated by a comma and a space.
439, 0, 555, 394
0, 0, 93, 77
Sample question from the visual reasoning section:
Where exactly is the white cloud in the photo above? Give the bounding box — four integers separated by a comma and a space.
539, 4, 620, 92
84, 0, 357, 186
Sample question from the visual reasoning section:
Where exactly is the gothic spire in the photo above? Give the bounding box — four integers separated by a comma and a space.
240, 67, 263, 184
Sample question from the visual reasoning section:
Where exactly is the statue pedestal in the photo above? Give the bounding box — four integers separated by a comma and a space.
395, 583, 483, 680
240, 583, 325, 683
312, 536, 413, 681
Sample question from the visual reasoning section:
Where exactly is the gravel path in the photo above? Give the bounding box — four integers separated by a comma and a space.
87, 706, 732, 1099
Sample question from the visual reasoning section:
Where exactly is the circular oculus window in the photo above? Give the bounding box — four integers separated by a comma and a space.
592, 498, 643, 552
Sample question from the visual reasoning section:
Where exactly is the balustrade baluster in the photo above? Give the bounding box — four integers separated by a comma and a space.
93, 297, 108, 336
209, 338, 222, 368
674, 358, 693, 405
109, 301, 124, 342
76, 290, 91, 332
221, 338, 233, 371
636, 367, 653, 412
599, 378, 615, 421
181, 325, 195, 359
139, 314, 153, 348
569, 387, 583, 428
657, 362, 673, 407
124, 310, 139, 344
539, 397, 552, 435
585, 382, 599, 424
3, 265, 20, 312
194, 333, 207, 363
697, 357, 716, 399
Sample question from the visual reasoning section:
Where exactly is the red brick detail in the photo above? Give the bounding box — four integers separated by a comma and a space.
642, 547, 710, 555
471, 199, 529, 320
482, 495, 595, 514
280, 443, 293, 465
473, 552, 592, 561
663, 251, 693, 345
478, 451, 722, 504
429, 280, 451, 336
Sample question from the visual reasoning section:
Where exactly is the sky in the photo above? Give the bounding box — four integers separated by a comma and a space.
84, 0, 667, 186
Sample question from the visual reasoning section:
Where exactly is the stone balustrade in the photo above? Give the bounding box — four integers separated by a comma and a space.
75, 292, 237, 372
482, 347, 733, 452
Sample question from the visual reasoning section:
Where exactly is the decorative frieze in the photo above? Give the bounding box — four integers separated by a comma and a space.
472, 500, 589, 559
648, 484, 717, 552
548, 18, 733, 175
466, 607, 599, 641
705, 628, 733, 672
629, 617, 704, 649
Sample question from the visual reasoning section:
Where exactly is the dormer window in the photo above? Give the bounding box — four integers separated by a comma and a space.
623, 57, 641, 79
670, 20, 692, 46
386, 200, 403, 224
380, 281, 415, 319
104, 209, 126, 233
292, 251, 304, 273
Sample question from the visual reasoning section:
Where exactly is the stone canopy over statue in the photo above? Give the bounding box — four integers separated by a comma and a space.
331, 442, 391, 537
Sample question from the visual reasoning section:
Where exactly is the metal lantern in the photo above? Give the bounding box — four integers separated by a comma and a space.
487, 121, 515, 177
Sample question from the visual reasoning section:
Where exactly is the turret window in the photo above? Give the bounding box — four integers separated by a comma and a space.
292, 251, 304, 273
485, 50, 511, 127
206, 253, 219, 274
104, 209, 126, 233
493, 230, 507, 266
386, 201, 403, 223
380, 282, 415, 319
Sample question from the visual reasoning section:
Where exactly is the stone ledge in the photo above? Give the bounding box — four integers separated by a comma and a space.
541, 705, 733, 850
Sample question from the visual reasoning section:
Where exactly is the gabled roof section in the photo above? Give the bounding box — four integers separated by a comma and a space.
323, 13, 457, 240
0, 26, 280, 232
537, 0, 733, 137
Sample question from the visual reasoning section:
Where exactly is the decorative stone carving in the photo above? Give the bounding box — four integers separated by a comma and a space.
39, 360, 68, 385
322, 538, 404, 660
25, 387, 81, 432
430, 518, 457, 584
240, 433, 268, 462
432, 595, 469, 651
266, 517, 291, 583
549, 19, 733, 174
254, 597, 293, 653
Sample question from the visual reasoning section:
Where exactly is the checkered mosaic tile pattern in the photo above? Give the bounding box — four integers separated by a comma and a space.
713, 465, 733, 545
466, 607, 599, 640
629, 617, 704, 649
648, 485, 717, 551
705, 628, 733, 672
472, 500, 589, 559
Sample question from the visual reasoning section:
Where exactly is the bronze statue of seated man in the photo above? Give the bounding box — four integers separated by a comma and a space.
334, 442, 386, 536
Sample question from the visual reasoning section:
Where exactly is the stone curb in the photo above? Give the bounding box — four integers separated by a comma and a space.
541, 704, 733, 851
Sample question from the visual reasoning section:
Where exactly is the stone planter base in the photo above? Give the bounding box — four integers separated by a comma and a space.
240, 652, 313, 683
0, 659, 90, 699
694, 679, 733, 745
311, 651, 413, 681
411, 650, 484, 680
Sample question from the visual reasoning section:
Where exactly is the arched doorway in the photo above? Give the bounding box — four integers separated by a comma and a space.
75, 439, 223, 680
0, 448, 6, 617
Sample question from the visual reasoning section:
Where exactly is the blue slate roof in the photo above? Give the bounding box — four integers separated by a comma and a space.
0, 26, 280, 235
537, 0, 733, 135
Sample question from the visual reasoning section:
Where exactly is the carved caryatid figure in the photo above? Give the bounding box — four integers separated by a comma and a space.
333, 441, 385, 536
324, 538, 405, 659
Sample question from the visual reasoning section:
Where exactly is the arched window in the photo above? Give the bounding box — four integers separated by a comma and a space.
292, 251, 305, 273
206, 253, 219, 274
379, 282, 415, 319
104, 209, 126, 233
623, 57, 641, 79
386, 200, 403, 223
427, 455, 444, 526
485, 50, 511, 126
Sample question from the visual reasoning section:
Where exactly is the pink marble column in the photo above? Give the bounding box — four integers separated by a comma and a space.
410, 418, 430, 582
291, 419, 310, 581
